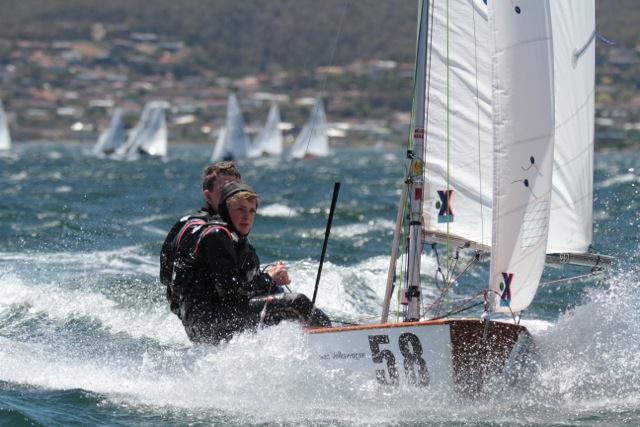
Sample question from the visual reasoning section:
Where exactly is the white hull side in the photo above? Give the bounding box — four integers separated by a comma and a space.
306, 319, 532, 395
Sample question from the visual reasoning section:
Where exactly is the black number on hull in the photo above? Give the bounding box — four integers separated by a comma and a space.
398, 333, 430, 386
368, 335, 399, 385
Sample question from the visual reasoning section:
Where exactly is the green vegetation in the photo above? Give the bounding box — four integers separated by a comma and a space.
0, 0, 418, 77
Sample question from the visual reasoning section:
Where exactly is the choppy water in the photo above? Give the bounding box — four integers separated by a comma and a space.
0, 142, 638, 426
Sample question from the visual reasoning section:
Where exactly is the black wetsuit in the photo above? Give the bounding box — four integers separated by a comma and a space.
172, 220, 268, 343
171, 221, 330, 343
164, 188, 330, 344
160, 204, 216, 315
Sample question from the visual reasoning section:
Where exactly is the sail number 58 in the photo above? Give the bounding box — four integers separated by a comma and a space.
368, 333, 429, 387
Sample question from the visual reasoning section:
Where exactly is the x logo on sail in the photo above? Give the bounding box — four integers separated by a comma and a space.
500, 272, 514, 307
436, 190, 454, 223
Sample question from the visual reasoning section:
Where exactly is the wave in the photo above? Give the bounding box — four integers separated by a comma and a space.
596, 172, 638, 190
296, 218, 395, 241
0, 246, 158, 277
533, 266, 640, 403
258, 203, 299, 218
0, 274, 189, 346
2, 245, 639, 424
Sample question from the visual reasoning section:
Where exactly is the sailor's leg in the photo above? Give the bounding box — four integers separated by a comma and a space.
182, 306, 253, 344
249, 293, 331, 327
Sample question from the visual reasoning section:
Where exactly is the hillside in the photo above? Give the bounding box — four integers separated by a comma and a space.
0, 0, 418, 77
0, 0, 635, 77
0, 0, 637, 147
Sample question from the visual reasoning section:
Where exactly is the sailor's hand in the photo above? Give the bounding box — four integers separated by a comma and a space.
267, 261, 291, 285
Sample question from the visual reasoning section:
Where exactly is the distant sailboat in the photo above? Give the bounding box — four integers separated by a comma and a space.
0, 100, 11, 151
248, 103, 283, 158
115, 101, 168, 158
210, 93, 250, 162
92, 107, 125, 156
289, 97, 329, 159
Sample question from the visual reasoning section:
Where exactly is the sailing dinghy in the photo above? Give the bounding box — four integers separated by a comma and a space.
304, 0, 612, 394
248, 103, 283, 158
210, 93, 250, 162
289, 97, 329, 159
92, 107, 125, 156
114, 101, 168, 159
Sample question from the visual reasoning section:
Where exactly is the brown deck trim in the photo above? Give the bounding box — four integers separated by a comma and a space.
305, 318, 525, 334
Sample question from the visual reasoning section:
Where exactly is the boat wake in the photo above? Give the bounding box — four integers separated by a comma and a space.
1, 251, 639, 424
533, 266, 640, 403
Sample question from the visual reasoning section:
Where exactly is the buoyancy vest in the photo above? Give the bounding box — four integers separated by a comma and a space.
161, 210, 216, 315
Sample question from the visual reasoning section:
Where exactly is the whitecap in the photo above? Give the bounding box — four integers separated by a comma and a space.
259, 203, 299, 218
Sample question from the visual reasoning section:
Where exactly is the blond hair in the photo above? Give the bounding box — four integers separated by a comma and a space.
226, 190, 259, 208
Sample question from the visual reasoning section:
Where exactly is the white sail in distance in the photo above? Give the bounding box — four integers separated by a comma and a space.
210, 93, 250, 162
0, 100, 11, 151
115, 101, 168, 158
249, 103, 283, 157
488, 0, 555, 314
290, 98, 329, 159
93, 107, 125, 155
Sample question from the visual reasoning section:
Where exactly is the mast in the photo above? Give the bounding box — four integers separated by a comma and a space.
381, 0, 428, 323
403, 0, 428, 321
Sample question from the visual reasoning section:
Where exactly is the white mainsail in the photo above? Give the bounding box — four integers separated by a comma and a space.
290, 98, 329, 159
115, 101, 168, 158
422, 0, 493, 247
547, 0, 595, 254
210, 93, 250, 162
0, 100, 11, 151
422, 1, 599, 259
92, 107, 125, 155
488, 0, 555, 313
249, 103, 283, 157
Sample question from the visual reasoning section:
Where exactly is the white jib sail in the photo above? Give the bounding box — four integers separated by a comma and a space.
93, 107, 125, 155
547, 0, 595, 254
489, 0, 555, 314
210, 127, 227, 162
290, 98, 329, 159
422, 0, 493, 247
116, 101, 168, 158
249, 103, 283, 157
137, 102, 168, 157
211, 93, 249, 161
0, 100, 11, 151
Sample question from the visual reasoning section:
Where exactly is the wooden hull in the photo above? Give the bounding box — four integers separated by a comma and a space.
306, 318, 534, 395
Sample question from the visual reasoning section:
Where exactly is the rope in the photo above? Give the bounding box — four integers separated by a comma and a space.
423, 0, 436, 161
449, 251, 481, 286
540, 271, 605, 287
429, 301, 484, 321
471, 2, 485, 246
